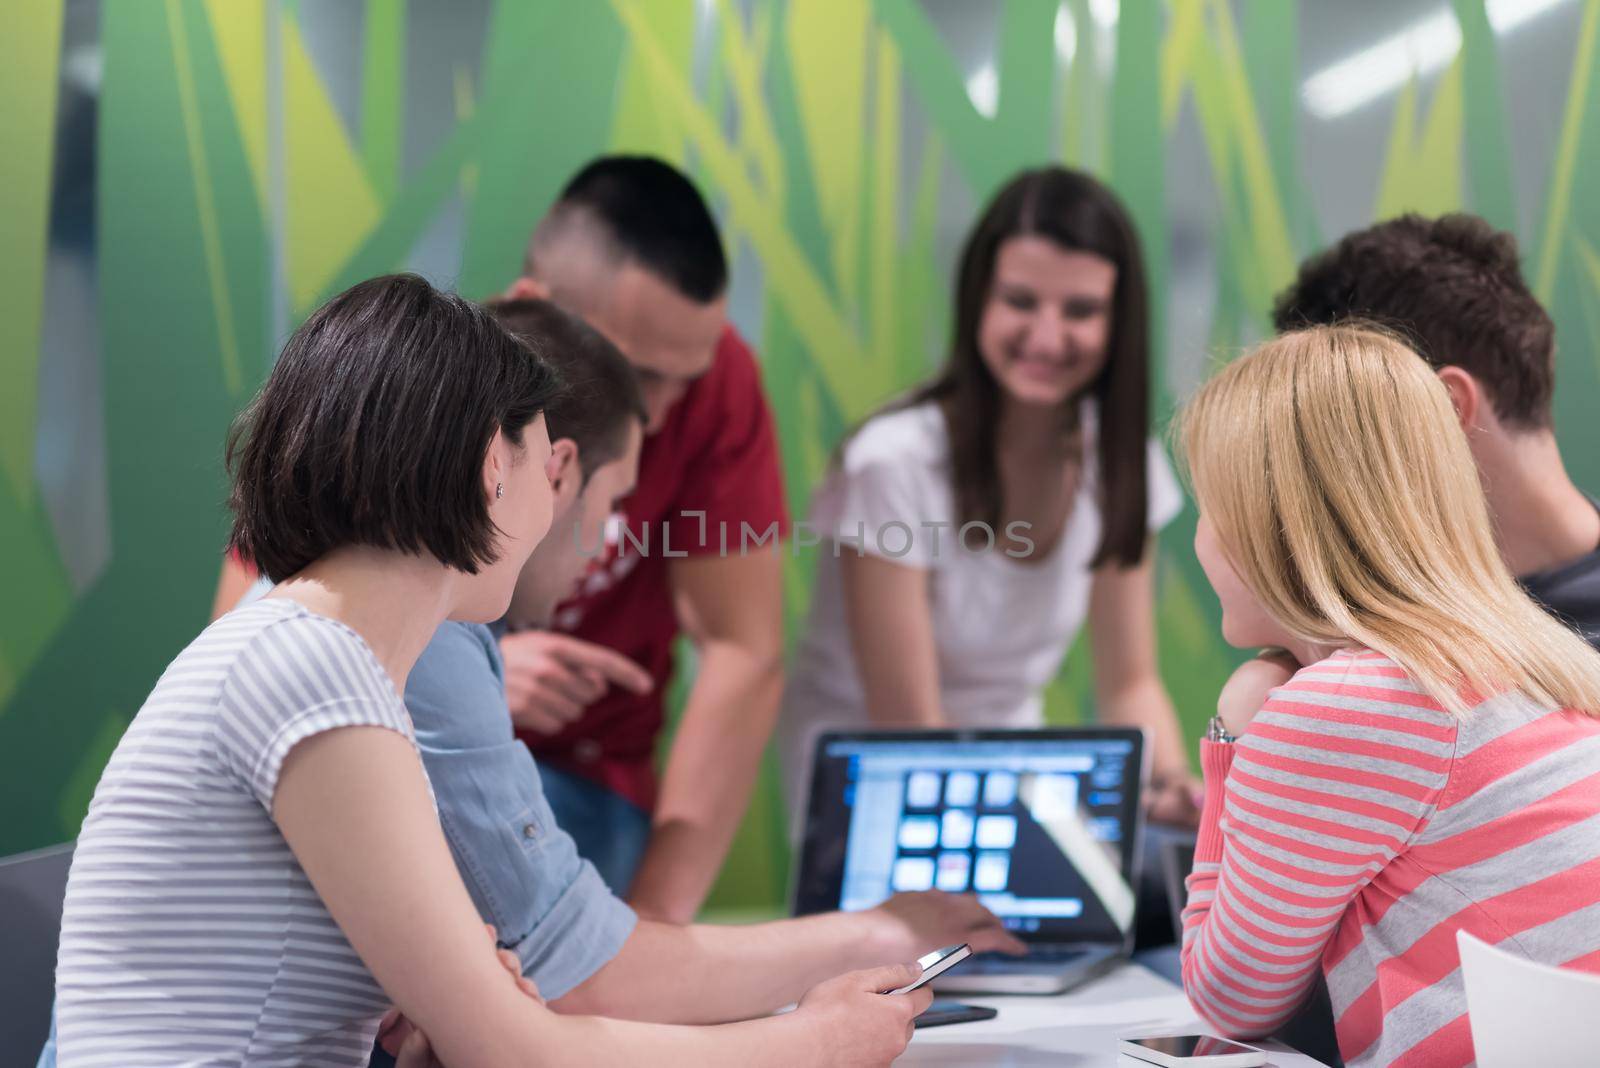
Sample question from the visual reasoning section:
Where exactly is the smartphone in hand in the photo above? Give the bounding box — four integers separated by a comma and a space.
889, 944, 972, 994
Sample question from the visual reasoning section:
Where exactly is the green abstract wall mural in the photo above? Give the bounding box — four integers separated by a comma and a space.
6, 0, 1600, 913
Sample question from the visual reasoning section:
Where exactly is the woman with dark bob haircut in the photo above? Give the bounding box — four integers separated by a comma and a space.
782, 167, 1198, 820
52, 274, 925, 1066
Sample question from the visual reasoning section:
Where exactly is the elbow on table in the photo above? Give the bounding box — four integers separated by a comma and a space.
1192, 1004, 1282, 1043
1180, 963, 1292, 1041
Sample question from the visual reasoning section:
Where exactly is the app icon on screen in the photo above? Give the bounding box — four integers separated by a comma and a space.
897, 816, 940, 850
892, 855, 936, 892
983, 771, 1018, 808
975, 814, 1018, 850
935, 851, 971, 892
905, 771, 942, 808
973, 851, 1010, 892
940, 809, 975, 850
945, 770, 979, 807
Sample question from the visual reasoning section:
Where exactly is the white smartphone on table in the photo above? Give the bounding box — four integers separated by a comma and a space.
889, 944, 972, 994
1118, 1034, 1267, 1067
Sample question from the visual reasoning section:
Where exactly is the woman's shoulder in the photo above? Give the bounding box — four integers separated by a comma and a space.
1262, 648, 1458, 735
1289, 647, 1429, 689
842, 400, 948, 471
811, 401, 954, 535
202, 600, 414, 808
218, 599, 398, 713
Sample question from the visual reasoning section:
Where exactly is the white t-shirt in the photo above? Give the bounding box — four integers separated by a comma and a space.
779, 400, 1182, 806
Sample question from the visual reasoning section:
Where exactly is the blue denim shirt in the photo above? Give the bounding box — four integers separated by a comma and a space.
407, 621, 637, 999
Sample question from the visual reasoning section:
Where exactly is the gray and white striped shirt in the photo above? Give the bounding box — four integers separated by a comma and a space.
56, 598, 419, 1066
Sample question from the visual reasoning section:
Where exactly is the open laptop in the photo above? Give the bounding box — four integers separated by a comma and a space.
792, 727, 1147, 995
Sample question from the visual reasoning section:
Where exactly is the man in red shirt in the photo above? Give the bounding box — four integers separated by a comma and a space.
503, 156, 788, 921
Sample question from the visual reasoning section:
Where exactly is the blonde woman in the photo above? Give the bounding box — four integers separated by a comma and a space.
1174, 324, 1600, 1068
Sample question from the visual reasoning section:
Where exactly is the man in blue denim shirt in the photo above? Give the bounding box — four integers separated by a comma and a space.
402, 613, 1020, 1026
408, 618, 637, 1000
381, 304, 1020, 1043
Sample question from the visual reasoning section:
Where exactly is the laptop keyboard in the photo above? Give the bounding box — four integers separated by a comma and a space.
967, 946, 1091, 968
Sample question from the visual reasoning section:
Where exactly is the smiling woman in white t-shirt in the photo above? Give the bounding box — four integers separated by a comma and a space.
782, 166, 1195, 822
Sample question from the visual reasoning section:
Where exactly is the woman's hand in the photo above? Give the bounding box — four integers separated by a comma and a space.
1216, 649, 1301, 737
1146, 772, 1204, 827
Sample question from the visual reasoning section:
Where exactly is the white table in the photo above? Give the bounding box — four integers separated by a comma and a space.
900, 963, 1329, 1066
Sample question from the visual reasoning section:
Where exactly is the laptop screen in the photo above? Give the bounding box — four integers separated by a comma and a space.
792, 728, 1145, 947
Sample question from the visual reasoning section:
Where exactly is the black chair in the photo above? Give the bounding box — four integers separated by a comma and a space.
0, 842, 74, 1060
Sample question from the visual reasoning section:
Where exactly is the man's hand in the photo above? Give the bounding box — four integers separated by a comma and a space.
499, 631, 652, 735
1217, 649, 1301, 737
789, 964, 933, 1067
381, 926, 542, 1063
868, 891, 1026, 959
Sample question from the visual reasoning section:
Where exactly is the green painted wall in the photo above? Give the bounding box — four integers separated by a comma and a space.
6, 0, 1600, 914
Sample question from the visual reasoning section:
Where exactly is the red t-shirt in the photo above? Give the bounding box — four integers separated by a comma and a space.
517, 327, 789, 811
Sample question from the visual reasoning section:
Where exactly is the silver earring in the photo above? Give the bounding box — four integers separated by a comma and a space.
495, 482, 504, 499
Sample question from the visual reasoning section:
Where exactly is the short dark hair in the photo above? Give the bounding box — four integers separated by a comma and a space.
487, 299, 646, 481
537, 155, 727, 302
227, 274, 562, 582
1272, 213, 1556, 429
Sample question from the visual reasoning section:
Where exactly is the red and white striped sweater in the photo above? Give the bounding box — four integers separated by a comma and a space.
1181, 648, 1600, 1067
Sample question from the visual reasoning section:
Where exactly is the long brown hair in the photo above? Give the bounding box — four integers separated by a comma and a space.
883, 167, 1152, 567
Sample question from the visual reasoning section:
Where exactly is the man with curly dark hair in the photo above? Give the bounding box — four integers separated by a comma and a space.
1274, 213, 1600, 649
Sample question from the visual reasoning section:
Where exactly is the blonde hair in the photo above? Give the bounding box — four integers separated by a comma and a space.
1175, 323, 1600, 716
